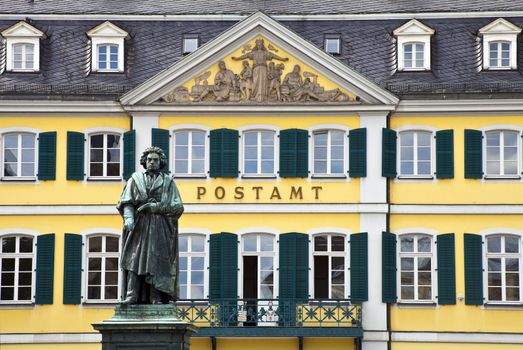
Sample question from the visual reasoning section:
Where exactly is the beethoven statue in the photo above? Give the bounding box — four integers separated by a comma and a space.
117, 146, 184, 304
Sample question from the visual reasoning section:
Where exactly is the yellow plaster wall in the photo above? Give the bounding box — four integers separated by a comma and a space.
160, 115, 360, 204
0, 213, 359, 333
0, 116, 130, 205
390, 115, 523, 204
391, 214, 523, 333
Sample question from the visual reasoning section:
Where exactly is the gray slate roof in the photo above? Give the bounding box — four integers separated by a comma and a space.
1, 16, 523, 99
2, 0, 523, 15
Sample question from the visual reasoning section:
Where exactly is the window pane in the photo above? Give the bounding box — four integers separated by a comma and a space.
418, 286, 431, 300
90, 149, 103, 162
106, 237, 119, 252
191, 235, 205, 252
401, 257, 414, 270
417, 236, 431, 252
400, 237, 414, 252
179, 257, 187, 270
401, 147, 414, 161
325, 38, 340, 54
314, 236, 328, 251
4, 163, 17, 176
175, 160, 188, 173
314, 161, 327, 174
175, 132, 189, 146
331, 160, 344, 174
260, 235, 273, 252
191, 285, 204, 299
179, 236, 188, 252
260, 270, 273, 285
487, 161, 500, 175
243, 235, 256, 252
401, 286, 414, 299
88, 258, 101, 270
332, 256, 344, 270
192, 257, 204, 270
486, 132, 500, 146
21, 134, 34, 148
2, 237, 16, 253
261, 160, 274, 174
18, 287, 31, 300
89, 236, 102, 252
2, 273, 14, 285
245, 132, 257, 145
191, 160, 204, 174
4, 149, 17, 162
506, 287, 520, 301
488, 272, 502, 286
245, 160, 257, 174
314, 133, 327, 146
21, 163, 34, 176
506, 258, 519, 272
192, 145, 205, 159
487, 147, 500, 161
184, 38, 199, 53
418, 271, 431, 285
506, 273, 519, 287
504, 147, 517, 162
88, 286, 101, 299
22, 149, 35, 162
19, 258, 32, 271
488, 258, 501, 272
417, 132, 431, 146
504, 161, 517, 175
401, 161, 414, 175
176, 146, 189, 159
105, 286, 118, 299
488, 287, 501, 301
1, 287, 14, 300
260, 284, 274, 299
418, 257, 431, 271
418, 147, 431, 161
106, 258, 119, 271
331, 236, 345, 251
401, 271, 414, 285
105, 272, 118, 285
1, 258, 14, 272
90, 163, 103, 177
331, 270, 344, 284
260, 257, 273, 270
88, 272, 102, 285
487, 237, 501, 253
418, 162, 431, 175
191, 271, 204, 284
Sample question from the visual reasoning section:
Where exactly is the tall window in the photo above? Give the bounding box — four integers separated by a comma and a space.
399, 235, 434, 302
313, 130, 345, 175
173, 130, 206, 176
313, 234, 346, 299
0, 235, 34, 302
403, 43, 425, 69
98, 44, 118, 71
399, 131, 432, 176
3, 133, 36, 178
242, 234, 275, 299
179, 234, 206, 299
485, 130, 519, 176
89, 133, 121, 178
12, 43, 34, 71
86, 235, 120, 302
486, 235, 521, 302
243, 131, 275, 176
489, 42, 511, 68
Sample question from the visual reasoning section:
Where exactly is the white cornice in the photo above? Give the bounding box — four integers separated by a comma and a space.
120, 11, 399, 106
0, 100, 126, 114
4, 12, 523, 21
396, 99, 523, 114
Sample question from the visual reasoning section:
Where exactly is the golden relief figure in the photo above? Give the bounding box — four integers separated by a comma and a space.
161, 38, 357, 104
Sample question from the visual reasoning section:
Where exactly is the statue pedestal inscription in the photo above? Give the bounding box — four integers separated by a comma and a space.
92, 305, 199, 350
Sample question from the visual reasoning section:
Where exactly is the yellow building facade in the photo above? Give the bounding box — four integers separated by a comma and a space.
1, 10, 523, 350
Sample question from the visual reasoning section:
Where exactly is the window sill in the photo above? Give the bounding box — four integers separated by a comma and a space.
399, 68, 431, 72
1, 176, 37, 182
396, 301, 437, 308
7, 69, 39, 73
82, 301, 119, 308
92, 70, 124, 74
173, 174, 208, 179
484, 176, 521, 180
484, 67, 514, 71
483, 302, 523, 310
397, 175, 434, 180
241, 174, 277, 179
86, 177, 123, 182
0, 302, 34, 309
311, 174, 347, 179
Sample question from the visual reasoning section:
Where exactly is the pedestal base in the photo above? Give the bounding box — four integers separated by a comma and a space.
92, 305, 199, 350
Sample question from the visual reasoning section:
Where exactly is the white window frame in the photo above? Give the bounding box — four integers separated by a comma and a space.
178, 231, 209, 300
171, 126, 209, 178
0, 229, 38, 305
324, 35, 341, 55
81, 229, 121, 304
183, 35, 200, 54
11, 43, 35, 71
310, 232, 349, 299
480, 125, 523, 180
239, 125, 279, 178
1, 21, 45, 73
487, 41, 512, 69
480, 18, 521, 71
393, 19, 434, 71
396, 127, 436, 179
481, 229, 523, 305
96, 44, 120, 72
309, 125, 350, 179
0, 128, 40, 181
239, 232, 276, 299
402, 42, 426, 70
87, 21, 128, 73
396, 229, 438, 304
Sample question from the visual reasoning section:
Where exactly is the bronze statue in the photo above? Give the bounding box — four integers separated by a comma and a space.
117, 146, 184, 304
232, 38, 289, 102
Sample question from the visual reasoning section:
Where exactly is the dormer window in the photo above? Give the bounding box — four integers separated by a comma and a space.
1, 21, 45, 72
324, 35, 341, 55
393, 19, 434, 71
183, 35, 199, 54
479, 18, 521, 70
87, 21, 128, 73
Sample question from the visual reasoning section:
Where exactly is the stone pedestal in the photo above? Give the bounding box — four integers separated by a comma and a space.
92, 305, 199, 350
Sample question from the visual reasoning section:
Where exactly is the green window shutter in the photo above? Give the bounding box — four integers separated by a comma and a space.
66, 131, 85, 180
437, 233, 456, 304
35, 234, 55, 304
209, 232, 238, 300
151, 128, 170, 174
349, 128, 367, 177
63, 234, 82, 304
279, 232, 309, 300
38, 131, 57, 180
350, 232, 368, 304
382, 128, 397, 178
464, 129, 483, 179
123, 130, 136, 180
464, 233, 484, 305
436, 130, 454, 179
209, 129, 239, 177
279, 129, 309, 178
382, 232, 397, 303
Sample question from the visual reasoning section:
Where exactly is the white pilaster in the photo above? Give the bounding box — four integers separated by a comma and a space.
131, 112, 159, 169
359, 112, 388, 203
361, 212, 388, 350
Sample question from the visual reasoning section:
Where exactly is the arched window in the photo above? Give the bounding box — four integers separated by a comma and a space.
88, 133, 122, 178
398, 234, 434, 302
485, 234, 521, 302
0, 234, 35, 302
312, 234, 346, 298
85, 234, 120, 302
485, 130, 519, 176
179, 234, 206, 299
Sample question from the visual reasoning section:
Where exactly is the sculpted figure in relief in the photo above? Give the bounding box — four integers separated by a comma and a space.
239, 60, 253, 100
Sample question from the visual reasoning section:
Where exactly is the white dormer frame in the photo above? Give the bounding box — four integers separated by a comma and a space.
1, 21, 46, 72
86, 21, 129, 73
393, 19, 435, 71
479, 18, 522, 70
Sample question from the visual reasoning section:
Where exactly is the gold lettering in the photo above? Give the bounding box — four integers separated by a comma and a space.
270, 186, 282, 200
215, 186, 226, 199
197, 186, 206, 199
311, 186, 323, 200
289, 186, 303, 200
234, 186, 245, 199
252, 186, 263, 200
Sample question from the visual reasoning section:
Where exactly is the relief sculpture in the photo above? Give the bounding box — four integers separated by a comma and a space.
161, 38, 357, 104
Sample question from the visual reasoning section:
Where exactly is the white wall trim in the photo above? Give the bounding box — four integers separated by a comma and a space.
396, 99, 523, 114
391, 204, 523, 214
0, 101, 126, 114
0, 333, 102, 344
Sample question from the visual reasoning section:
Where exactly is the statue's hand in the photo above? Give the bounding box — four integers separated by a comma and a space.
124, 217, 134, 231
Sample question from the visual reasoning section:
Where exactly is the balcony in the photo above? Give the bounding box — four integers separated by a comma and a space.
174, 298, 362, 337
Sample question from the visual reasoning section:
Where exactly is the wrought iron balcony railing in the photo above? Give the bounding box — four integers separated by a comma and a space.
173, 298, 362, 337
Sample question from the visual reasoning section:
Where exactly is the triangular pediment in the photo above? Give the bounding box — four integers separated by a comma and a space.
479, 18, 522, 35
87, 21, 129, 38
1, 21, 46, 38
121, 12, 398, 107
393, 19, 434, 36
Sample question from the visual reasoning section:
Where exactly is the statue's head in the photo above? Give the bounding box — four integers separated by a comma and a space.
140, 146, 167, 172
218, 60, 226, 70
242, 60, 249, 67
255, 38, 265, 50
293, 64, 300, 73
